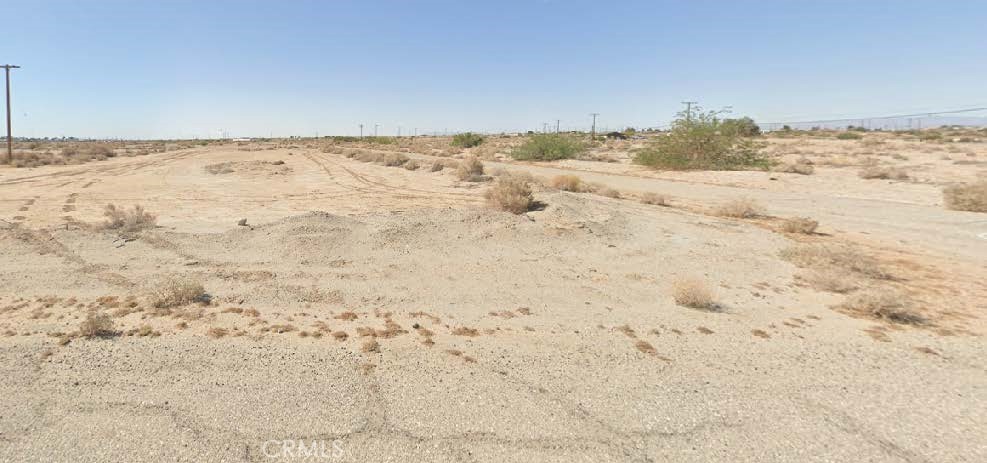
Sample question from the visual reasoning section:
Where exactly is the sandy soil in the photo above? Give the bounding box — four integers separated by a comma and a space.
0, 139, 984, 462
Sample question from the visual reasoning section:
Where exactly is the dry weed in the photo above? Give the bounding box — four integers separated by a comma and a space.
715, 198, 764, 218
78, 312, 115, 338
835, 290, 925, 325
485, 177, 533, 214
456, 156, 485, 181
640, 192, 668, 206
943, 181, 987, 212
102, 204, 157, 232
780, 217, 819, 234
859, 166, 909, 180
549, 175, 582, 192
672, 278, 717, 310
150, 278, 207, 308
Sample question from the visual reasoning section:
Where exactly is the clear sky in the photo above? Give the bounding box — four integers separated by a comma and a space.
3, 0, 986, 139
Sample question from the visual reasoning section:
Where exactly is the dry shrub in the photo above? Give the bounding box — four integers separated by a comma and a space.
640, 192, 668, 206
774, 161, 814, 175
361, 339, 380, 353
597, 187, 622, 199
835, 290, 924, 325
429, 160, 445, 172
859, 166, 909, 180
485, 177, 533, 214
781, 217, 818, 234
354, 150, 383, 163
206, 327, 228, 338
672, 277, 717, 310
452, 326, 480, 337
634, 340, 657, 355
780, 244, 889, 280
382, 153, 408, 166
79, 312, 115, 338
549, 175, 582, 192
150, 278, 207, 308
403, 159, 421, 170
943, 181, 987, 212
102, 204, 157, 232
456, 156, 485, 181
798, 269, 858, 293
715, 198, 764, 218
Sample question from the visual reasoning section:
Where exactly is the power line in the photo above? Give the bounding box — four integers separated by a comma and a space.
762, 107, 987, 126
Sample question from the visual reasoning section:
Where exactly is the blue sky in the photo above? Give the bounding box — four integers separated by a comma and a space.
3, 0, 986, 139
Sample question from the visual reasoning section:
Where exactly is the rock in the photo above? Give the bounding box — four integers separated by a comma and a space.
237, 218, 248, 226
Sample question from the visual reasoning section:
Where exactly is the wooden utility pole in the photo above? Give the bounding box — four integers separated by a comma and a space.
589, 113, 599, 139
3, 65, 19, 164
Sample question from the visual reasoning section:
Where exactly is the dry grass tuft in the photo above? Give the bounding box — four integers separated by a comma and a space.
780, 217, 819, 234
382, 153, 409, 167
640, 192, 668, 206
102, 204, 157, 232
774, 161, 814, 175
634, 340, 657, 355
672, 278, 717, 310
452, 326, 480, 337
361, 339, 380, 353
859, 166, 909, 180
150, 278, 207, 308
549, 175, 583, 192
943, 181, 987, 212
485, 177, 534, 214
334, 311, 358, 321
597, 187, 622, 199
78, 312, 115, 338
455, 156, 485, 181
403, 159, 421, 170
206, 327, 228, 338
715, 198, 764, 218
331, 330, 348, 341
429, 160, 446, 172
798, 269, 858, 293
835, 290, 925, 325
780, 244, 889, 280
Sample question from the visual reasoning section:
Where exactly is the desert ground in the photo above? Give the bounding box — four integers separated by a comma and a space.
1, 133, 985, 461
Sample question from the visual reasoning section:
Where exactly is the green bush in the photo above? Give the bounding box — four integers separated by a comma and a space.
632, 107, 770, 171
451, 132, 484, 148
511, 134, 585, 161
836, 132, 863, 140
919, 131, 943, 141
721, 117, 761, 137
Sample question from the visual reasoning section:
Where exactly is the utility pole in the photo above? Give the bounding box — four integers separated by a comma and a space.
681, 101, 697, 122
589, 113, 599, 139
374, 123, 379, 137
359, 124, 364, 138
556, 119, 560, 133
3, 65, 20, 164
542, 122, 548, 133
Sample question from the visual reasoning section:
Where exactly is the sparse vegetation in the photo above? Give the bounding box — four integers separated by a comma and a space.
943, 181, 987, 212
382, 153, 409, 167
781, 244, 890, 282
451, 132, 484, 148
859, 166, 909, 180
150, 278, 207, 308
836, 132, 863, 140
633, 107, 770, 170
102, 204, 157, 232
835, 290, 924, 325
781, 217, 818, 234
715, 198, 764, 218
774, 161, 814, 175
79, 312, 115, 338
511, 134, 585, 161
456, 156, 485, 181
549, 175, 583, 192
672, 278, 717, 310
485, 177, 534, 214
639, 192, 668, 206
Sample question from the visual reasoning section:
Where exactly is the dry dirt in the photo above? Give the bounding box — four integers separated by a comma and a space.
0, 137, 984, 462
